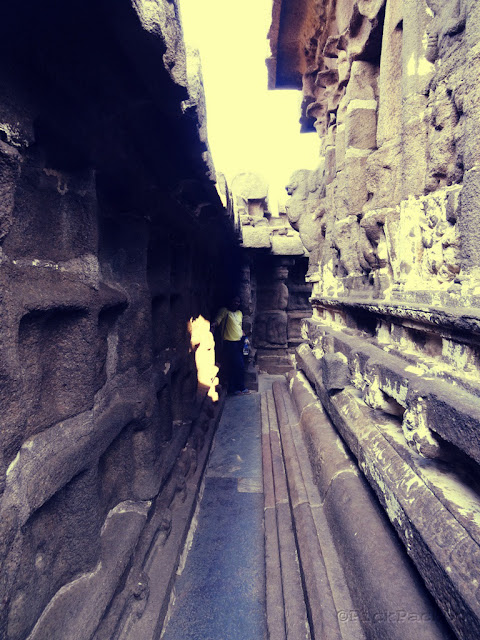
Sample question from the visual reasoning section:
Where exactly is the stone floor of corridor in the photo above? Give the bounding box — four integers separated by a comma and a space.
161, 375, 281, 640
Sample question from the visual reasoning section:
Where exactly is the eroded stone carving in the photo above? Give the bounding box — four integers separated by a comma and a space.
402, 398, 445, 460
255, 310, 288, 346
425, 0, 467, 63
285, 166, 327, 277
420, 198, 461, 282
271, 0, 480, 635
426, 81, 464, 192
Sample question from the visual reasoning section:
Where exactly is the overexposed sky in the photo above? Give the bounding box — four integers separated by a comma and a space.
178, 0, 319, 210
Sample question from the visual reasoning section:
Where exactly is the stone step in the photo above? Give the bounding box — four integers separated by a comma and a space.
245, 361, 259, 391
257, 352, 293, 375
262, 389, 310, 640
271, 381, 364, 640
294, 342, 476, 639
262, 384, 363, 640
262, 373, 454, 640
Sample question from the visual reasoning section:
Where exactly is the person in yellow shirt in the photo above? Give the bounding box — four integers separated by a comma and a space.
212, 295, 249, 395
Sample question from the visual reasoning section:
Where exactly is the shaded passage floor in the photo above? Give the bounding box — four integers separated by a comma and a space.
161, 383, 274, 640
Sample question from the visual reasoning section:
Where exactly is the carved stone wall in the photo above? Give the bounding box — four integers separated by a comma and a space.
229, 172, 312, 375
0, 2, 239, 639
253, 254, 312, 374
269, 0, 476, 299
269, 0, 480, 637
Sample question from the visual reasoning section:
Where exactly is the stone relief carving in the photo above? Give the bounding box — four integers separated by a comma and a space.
419, 197, 461, 282
255, 310, 288, 347
285, 166, 327, 276
373, 189, 463, 290
296, 0, 385, 139
360, 209, 389, 272
285, 169, 312, 225
281, 0, 472, 298
426, 81, 464, 192
402, 397, 446, 460
331, 218, 364, 276
286, 172, 394, 283
425, 0, 467, 63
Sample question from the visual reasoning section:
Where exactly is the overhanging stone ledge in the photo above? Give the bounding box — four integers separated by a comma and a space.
310, 296, 480, 336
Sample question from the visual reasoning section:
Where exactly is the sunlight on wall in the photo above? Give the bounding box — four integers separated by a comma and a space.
178, 0, 319, 212
189, 315, 219, 402
407, 50, 434, 78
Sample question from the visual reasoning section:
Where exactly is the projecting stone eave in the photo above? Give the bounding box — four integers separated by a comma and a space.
240, 227, 307, 256
266, 0, 318, 90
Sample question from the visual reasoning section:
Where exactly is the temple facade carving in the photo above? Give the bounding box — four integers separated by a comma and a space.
269, 0, 480, 637
227, 171, 313, 375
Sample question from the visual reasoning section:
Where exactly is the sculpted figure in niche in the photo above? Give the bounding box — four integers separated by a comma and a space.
425, 0, 466, 63
273, 281, 289, 311
258, 264, 289, 312
266, 311, 288, 346
285, 166, 327, 275
258, 280, 289, 312
426, 82, 464, 191
419, 204, 460, 283
360, 210, 390, 274
255, 311, 288, 347
332, 219, 364, 276
331, 210, 385, 277
331, 217, 389, 278
232, 172, 269, 229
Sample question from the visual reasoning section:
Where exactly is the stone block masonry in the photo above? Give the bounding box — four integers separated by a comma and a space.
268, 0, 480, 637
0, 1, 240, 638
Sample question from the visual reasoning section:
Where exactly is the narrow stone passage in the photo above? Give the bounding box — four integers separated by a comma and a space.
161, 380, 278, 640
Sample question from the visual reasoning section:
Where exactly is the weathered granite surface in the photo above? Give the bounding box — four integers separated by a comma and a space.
268, 0, 480, 637
0, 2, 238, 638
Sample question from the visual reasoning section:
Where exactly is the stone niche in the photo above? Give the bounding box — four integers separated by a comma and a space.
0, 2, 240, 639
269, 0, 480, 638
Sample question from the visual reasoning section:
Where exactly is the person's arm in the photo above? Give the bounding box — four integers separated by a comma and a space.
211, 307, 227, 331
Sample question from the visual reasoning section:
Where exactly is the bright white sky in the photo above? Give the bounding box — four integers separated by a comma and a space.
178, 0, 320, 211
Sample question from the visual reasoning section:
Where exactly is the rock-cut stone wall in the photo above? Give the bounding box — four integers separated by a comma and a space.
269, 1, 480, 638
225, 171, 313, 375
0, 2, 239, 639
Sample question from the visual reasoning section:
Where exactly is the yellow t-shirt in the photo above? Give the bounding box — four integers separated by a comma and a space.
215, 308, 243, 341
